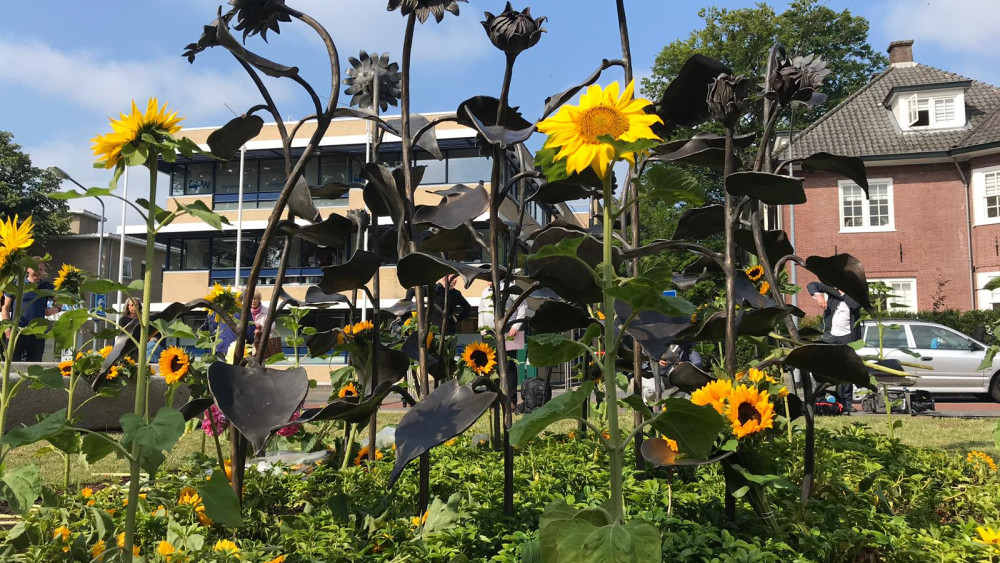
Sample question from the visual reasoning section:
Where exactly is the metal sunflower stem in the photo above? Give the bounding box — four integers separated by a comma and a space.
722, 128, 737, 375
123, 151, 159, 563
602, 172, 625, 525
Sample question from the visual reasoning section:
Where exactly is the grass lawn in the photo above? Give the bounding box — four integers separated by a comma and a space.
4, 409, 996, 488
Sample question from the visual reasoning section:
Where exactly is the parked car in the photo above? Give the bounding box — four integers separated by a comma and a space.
856, 319, 1000, 402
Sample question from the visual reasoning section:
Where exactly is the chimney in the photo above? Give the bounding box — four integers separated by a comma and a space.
888, 40, 914, 66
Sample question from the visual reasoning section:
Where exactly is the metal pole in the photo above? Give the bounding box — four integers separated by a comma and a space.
360, 73, 379, 322
235, 147, 246, 288
116, 169, 129, 320
96, 197, 105, 282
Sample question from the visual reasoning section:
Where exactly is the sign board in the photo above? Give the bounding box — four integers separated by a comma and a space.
662, 290, 677, 297
90, 293, 107, 318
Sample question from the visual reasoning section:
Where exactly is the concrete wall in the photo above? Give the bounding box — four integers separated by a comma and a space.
4, 363, 191, 432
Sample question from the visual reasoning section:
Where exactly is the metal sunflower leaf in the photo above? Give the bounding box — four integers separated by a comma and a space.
647, 398, 727, 459
384, 114, 443, 160
207, 114, 264, 161
784, 344, 873, 389
214, 10, 299, 78
668, 362, 715, 394
412, 183, 489, 230
803, 253, 873, 313
303, 286, 349, 307
528, 301, 595, 334
311, 181, 359, 200
294, 382, 394, 426
734, 229, 794, 267
672, 205, 725, 240
178, 397, 215, 421
417, 224, 480, 253
725, 172, 806, 205
361, 163, 407, 223
396, 252, 488, 289
401, 331, 438, 365
278, 213, 353, 248
614, 301, 692, 361
654, 54, 732, 136
541, 59, 624, 120
641, 439, 734, 467
287, 177, 321, 223
791, 152, 869, 196
208, 362, 309, 456
387, 380, 496, 488
316, 250, 380, 294
527, 225, 612, 305
683, 254, 723, 276
527, 169, 603, 205
461, 106, 535, 148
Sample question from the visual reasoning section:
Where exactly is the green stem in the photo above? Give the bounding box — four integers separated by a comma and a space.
784, 396, 793, 444
601, 172, 624, 524
123, 152, 159, 563
63, 364, 78, 491
882, 385, 895, 439
0, 278, 25, 463
341, 423, 357, 470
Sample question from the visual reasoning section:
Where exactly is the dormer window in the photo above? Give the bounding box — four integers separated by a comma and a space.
884, 81, 969, 132
905, 93, 960, 129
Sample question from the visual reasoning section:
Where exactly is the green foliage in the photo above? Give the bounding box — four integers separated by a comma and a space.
197, 470, 244, 527
648, 399, 727, 459
526, 334, 591, 368
510, 382, 595, 447
0, 131, 71, 244
0, 465, 41, 514
538, 500, 661, 563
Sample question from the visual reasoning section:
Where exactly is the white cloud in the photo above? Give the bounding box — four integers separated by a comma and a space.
0, 37, 293, 124
883, 0, 1000, 55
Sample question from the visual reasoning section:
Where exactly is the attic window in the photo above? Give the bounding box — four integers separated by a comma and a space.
903, 92, 962, 130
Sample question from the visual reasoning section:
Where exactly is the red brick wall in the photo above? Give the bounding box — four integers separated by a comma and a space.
781, 163, 973, 316
969, 154, 1000, 276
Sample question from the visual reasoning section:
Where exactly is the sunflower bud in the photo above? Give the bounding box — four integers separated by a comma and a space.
707, 73, 751, 128
481, 3, 546, 58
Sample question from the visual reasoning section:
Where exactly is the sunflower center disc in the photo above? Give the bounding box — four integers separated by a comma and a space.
737, 402, 761, 425
578, 106, 629, 144
471, 350, 488, 368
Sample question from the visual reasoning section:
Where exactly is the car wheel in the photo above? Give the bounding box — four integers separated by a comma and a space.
990, 373, 1000, 403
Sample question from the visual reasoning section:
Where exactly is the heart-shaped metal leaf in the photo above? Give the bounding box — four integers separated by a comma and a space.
396, 252, 489, 289
672, 205, 725, 240
417, 224, 480, 253
654, 54, 731, 135
279, 213, 353, 248
387, 380, 498, 488
615, 301, 692, 361
527, 168, 603, 204
784, 344, 873, 389
303, 286, 350, 307
316, 250, 380, 294
789, 152, 868, 196
726, 172, 806, 205
529, 300, 596, 333
734, 229, 794, 267
668, 362, 715, 393
178, 397, 215, 421
294, 382, 394, 426
413, 183, 489, 230
310, 181, 360, 200
208, 362, 309, 455
287, 177, 321, 223
803, 253, 873, 313
207, 114, 264, 161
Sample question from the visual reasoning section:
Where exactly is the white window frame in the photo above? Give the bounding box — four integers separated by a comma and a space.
838, 178, 895, 233
122, 257, 133, 279
976, 272, 1000, 311
899, 90, 965, 131
972, 165, 1000, 226
871, 277, 918, 313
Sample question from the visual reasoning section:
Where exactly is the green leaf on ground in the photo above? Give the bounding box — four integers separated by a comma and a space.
198, 469, 244, 527
422, 493, 461, 538
510, 382, 594, 447
0, 465, 41, 515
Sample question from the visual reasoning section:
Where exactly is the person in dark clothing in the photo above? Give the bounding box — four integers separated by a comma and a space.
433, 274, 471, 335
2, 260, 59, 362
807, 281, 862, 411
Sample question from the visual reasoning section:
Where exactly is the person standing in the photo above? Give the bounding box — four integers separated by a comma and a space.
433, 274, 471, 335
2, 259, 59, 362
807, 280, 862, 412
479, 280, 528, 408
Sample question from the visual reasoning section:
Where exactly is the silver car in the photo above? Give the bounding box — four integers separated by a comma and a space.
857, 319, 1000, 402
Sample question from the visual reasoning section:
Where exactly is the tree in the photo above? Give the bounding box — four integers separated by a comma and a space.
0, 131, 70, 244
642, 0, 887, 131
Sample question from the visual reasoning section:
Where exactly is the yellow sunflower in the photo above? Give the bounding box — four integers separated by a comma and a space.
726, 385, 775, 439
53, 263, 83, 291
91, 98, 184, 169
213, 539, 240, 556
59, 360, 73, 378
354, 446, 384, 465
98, 345, 113, 358
90, 539, 106, 559
159, 346, 190, 384
967, 450, 998, 472
157, 541, 176, 558
1, 215, 34, 252
411, 511, 428, 527
537, 80, 661, 178
338, 382, 359, 399
745, 265, 764, 281
461, 341, 497, 374
977, 526, 1000, 546
352, 320, 375, 334
759, 281, 771, 296
690, 379, 733, 415
106, 364, 120, 381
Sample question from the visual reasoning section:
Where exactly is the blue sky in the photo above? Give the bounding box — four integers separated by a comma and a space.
2, 0, 997, 227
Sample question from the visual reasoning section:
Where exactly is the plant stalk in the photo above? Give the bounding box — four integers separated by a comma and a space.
602, 172, 624, 524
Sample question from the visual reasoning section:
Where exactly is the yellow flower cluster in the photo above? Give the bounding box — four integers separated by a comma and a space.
967, 450, 998, 472
178, 486, 213, 526
213, 539, 240, 556
0, 215, 34, 272
354, 446, 385, 466
691, 379, 776, 439
338, 320, 375, 344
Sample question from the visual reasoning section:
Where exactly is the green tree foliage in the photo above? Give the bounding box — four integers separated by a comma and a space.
642, 0, 887, 130
0, 131, 70, 244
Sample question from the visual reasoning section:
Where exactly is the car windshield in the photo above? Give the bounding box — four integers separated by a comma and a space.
910, 325, 970, 350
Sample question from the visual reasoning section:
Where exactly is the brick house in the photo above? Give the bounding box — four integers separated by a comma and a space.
783, 40, 1000, 315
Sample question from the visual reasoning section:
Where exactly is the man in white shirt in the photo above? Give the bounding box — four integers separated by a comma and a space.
807, 281, 862, 412
479, 281, 529, 408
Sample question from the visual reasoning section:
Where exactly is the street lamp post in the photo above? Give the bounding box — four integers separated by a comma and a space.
50, 167, 105, 281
